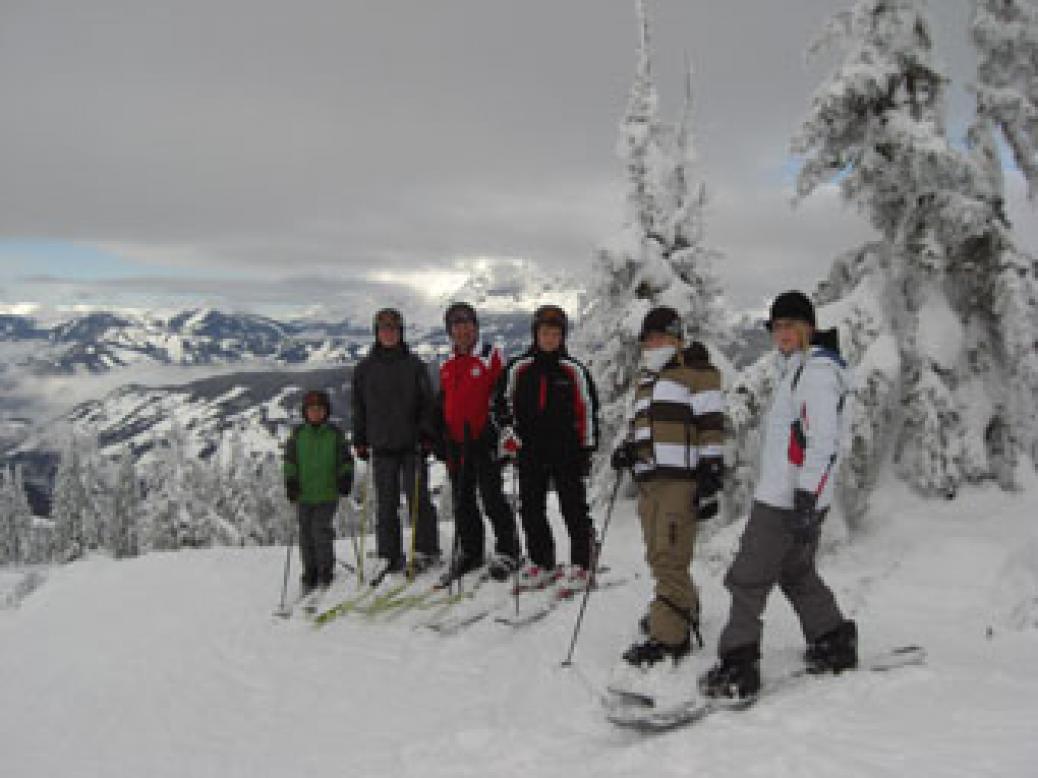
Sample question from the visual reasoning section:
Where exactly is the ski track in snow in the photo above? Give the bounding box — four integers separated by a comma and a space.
2, 481, 1038, 777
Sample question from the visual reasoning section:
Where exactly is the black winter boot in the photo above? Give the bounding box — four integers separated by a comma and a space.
805, 619, 858, 674
622, 636, 691, 668
699, 644, 761, 701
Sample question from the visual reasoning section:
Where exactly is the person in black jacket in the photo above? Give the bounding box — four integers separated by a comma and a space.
495, 305, 600, 591
352, 308, 440, 575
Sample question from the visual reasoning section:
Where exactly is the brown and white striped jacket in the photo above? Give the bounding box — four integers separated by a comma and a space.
628, 342, 725, 482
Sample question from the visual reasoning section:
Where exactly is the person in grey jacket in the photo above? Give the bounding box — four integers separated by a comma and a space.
700, 290, 857, 702
352, 308, 440, 574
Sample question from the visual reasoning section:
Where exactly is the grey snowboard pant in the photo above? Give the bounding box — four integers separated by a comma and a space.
717, 500, 844, 656
298, 501, 337, 585
373, 451, 440, 562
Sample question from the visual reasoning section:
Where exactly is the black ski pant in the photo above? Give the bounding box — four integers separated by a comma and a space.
372, 450, 440, 563
518, 459, 593, 570
450, 440, 520, 564
297, 501, 337, 586
717, 500, 845, 656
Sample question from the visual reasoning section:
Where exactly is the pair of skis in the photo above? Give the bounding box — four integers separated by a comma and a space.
603, 645, 927, 731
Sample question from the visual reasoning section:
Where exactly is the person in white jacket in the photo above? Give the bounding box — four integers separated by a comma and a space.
700, 290, 857, 702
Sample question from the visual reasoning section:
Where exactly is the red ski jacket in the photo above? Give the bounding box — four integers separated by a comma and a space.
438, 341, 503, 445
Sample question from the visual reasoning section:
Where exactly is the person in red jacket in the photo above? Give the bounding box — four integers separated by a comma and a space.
435, 301, 522, 584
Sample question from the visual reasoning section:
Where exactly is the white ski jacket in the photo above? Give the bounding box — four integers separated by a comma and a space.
755, 346, 848, 511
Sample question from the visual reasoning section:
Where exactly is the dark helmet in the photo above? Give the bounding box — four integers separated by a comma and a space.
301, 389, 332, 416
532, 304, 568, 342
372, 307, 404, 338
444, 301, 478, 334
639, 306, 683, 342
766, 290, 815, 331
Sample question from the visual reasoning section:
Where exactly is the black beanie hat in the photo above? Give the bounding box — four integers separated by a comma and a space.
302, 389, 331, 416
639, 306, 683, 342
444, 302, 478, 334
532, 304, 568, 342
766, 291, 815, 330
372, 307, 404, 338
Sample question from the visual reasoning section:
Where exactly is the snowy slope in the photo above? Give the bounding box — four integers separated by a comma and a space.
2, 475, 1037, 777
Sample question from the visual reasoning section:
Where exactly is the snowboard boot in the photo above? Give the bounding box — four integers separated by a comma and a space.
805, 619, 858, 674
699, 644, 761, 701
622, 636, 692, 668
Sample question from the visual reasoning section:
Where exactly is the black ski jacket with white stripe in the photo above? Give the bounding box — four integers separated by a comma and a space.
494, 346, 599, 466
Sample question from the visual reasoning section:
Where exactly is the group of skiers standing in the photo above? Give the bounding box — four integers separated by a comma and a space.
283, 290, 858, 703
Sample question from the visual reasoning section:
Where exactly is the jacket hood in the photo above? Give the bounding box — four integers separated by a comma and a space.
369, 341, 411, 358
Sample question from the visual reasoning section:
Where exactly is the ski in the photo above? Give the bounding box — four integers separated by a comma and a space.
420, 572, 498, 634
495, 574, 628, 628
313, 579, 388, 626
605, 645, 927, 731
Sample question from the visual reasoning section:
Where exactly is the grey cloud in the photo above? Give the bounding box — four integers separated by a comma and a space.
1, 0, 1026, 315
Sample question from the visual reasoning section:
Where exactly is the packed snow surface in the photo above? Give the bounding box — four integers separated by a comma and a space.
3, 475, 1037, 777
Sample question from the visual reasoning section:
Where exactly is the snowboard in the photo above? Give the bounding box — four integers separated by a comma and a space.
605, 645, 927, 732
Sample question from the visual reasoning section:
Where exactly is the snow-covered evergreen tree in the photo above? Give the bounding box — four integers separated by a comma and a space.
52, 436, 91, 561
77, 436, 110, 551
254, 453, 294, 545
141, 425, 228, 550
109, 448, 140, 559
786, 0, 1038, 522
972, 0, 1038, 199
576, 0, 727, 499
0, 467, 33, 564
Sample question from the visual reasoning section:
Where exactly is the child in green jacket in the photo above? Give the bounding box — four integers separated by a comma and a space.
284, 390, 354, 593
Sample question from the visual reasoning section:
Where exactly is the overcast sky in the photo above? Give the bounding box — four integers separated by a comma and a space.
1, 0, 1034, 321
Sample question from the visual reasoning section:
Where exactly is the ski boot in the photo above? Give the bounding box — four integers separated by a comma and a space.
436, 553, 483, 588
805, 619, 858, 674
487, 552, 523, 582
512, 563, 558, 592
408, 551, 442, 576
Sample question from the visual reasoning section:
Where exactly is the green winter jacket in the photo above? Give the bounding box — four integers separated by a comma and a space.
283, 422, 354, 504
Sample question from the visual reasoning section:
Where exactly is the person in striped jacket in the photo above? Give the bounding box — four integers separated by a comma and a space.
611, 306, 726, 667
495, 305, 600, 592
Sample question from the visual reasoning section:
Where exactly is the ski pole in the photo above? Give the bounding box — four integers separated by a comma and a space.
511, 462, 522, 615
275, 533, 294, 618
407, 448, 422, 581
561, 470, 624, 667
359, 462, 372, 585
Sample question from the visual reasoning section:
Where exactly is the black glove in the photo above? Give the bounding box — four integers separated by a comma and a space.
286, 478, 301, 504
337, 471, 353, 497
787, 489, 822, 544
577, 450, 594, 478
610, 441, 636, 472
695, 457, 724, 521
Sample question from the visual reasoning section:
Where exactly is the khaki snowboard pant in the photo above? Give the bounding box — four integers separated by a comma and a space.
638, 479, 699, 647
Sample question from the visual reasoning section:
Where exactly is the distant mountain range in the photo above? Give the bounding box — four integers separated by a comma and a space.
0, 296, 769, 515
